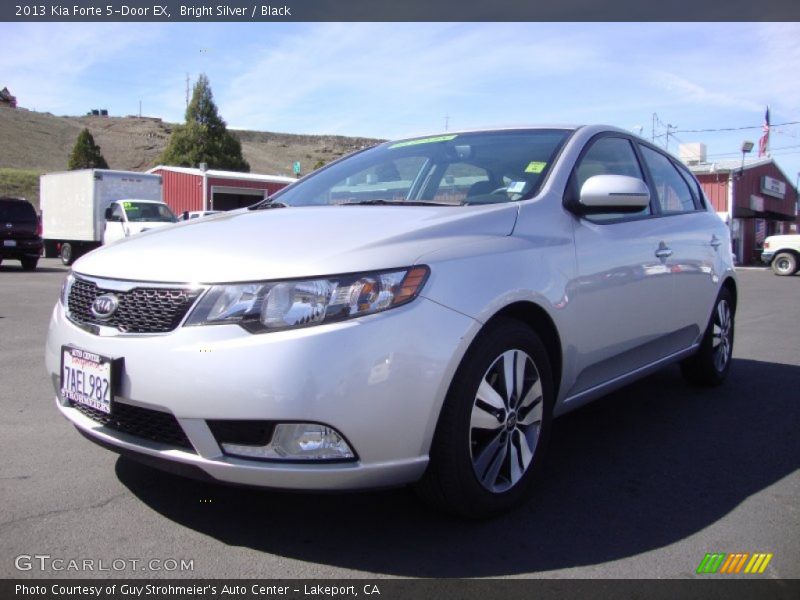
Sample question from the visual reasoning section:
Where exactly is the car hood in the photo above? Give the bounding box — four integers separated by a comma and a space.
73, 204, 519, 283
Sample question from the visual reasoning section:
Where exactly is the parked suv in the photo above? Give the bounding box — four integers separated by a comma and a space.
0, 197, 42, 271
46, 126, 737, 517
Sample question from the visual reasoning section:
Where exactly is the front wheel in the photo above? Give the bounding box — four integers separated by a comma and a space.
415, 317, 554, 518
771, 252, 797, 276
60, 243, 74, 266
681, 288, 735, 386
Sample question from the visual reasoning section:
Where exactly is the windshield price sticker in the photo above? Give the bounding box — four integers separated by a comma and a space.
61, 347, 115, 414
525, 161, 547, 173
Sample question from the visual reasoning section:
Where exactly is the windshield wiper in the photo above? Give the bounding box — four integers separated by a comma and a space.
339, 199, 453, 206
249, 199, 288, 210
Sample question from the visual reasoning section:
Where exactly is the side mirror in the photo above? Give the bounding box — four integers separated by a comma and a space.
578, 175, 650, 213
104, 207, 114, 220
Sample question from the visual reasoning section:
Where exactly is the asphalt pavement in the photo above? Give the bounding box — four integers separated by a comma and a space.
1, 259, 798, 579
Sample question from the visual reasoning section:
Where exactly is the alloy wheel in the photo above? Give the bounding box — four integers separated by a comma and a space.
712, 299, 732, 372
470, 349, 543, 493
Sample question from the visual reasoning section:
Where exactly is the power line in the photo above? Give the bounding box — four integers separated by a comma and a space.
675, 120, 800, 134
703, 143, 800, 159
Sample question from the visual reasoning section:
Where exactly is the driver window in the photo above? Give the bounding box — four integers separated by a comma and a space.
110, 204, 125, 221
574, 137, 650, 220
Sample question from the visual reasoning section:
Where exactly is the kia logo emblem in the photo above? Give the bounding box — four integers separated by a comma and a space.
91, 294, 119, 320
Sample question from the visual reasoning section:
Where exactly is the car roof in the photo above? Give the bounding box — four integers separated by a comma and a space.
382, 125, 629, 147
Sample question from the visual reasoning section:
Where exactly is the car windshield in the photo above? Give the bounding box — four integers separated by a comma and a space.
259, 129, 571, 208
123, 202, 178, 223
0, 199, 36, 222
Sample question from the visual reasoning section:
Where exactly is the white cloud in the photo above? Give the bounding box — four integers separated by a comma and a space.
219, 23, 603, 137
645, 71, 763, 113
0, 23, 163, 114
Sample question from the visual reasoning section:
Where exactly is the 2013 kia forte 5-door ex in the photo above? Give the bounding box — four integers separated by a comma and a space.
46, 126, 737, 517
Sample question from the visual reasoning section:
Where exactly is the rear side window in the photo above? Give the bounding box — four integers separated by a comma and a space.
0, 199, 36, 222
639, 146, 698, 213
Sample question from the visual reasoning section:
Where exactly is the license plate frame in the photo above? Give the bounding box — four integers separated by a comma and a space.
3, 240, 16, 247
60, 346, 122, 415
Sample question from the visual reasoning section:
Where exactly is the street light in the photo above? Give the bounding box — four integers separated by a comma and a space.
738, 140, 754, 178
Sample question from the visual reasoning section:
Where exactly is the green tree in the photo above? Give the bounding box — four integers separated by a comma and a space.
68, 129, 109, 170
159, 74, 250, 172
312, 159, 326, 171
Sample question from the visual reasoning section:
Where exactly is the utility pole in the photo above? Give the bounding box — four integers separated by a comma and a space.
138, 99, 142, 118
185, 73, 190, 108
652, 113, 656, 143
665, 124, 676, 151
444, 115, 449, 131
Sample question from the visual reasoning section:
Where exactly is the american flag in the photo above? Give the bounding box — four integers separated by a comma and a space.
758, 106, 770, 157
755, 219, 766, 244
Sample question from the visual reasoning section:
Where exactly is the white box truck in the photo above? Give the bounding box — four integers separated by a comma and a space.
41, 169, 178, 265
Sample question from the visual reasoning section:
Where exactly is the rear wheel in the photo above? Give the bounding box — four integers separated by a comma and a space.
60, 243, 74, 266
771, 252, 797, 276
415, 318, 554, 518
21, 257, 38, 271
681, 288, 734, 386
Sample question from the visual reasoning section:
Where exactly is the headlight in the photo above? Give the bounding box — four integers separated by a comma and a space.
185, 266, 429, 333
60, 273, 75, 307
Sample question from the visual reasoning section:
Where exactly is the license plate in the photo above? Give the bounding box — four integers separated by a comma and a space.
3, 240, 15, 247
61, 346, 117, 414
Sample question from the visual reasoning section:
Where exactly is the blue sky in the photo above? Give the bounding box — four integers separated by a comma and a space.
2, 22, 799, 184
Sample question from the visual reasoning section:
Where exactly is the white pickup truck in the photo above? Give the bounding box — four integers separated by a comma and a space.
761, 234, 800, 276
41, 169, 177, 265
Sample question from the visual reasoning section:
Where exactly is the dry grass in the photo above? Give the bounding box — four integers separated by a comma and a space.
0, 107, 382, 201
0, 168, 43, 209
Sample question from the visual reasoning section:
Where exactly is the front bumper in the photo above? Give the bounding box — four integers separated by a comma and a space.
45, 295, 476, 490
760, 251, 774, 264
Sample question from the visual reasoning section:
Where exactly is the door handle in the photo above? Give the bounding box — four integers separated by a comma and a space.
710, 235, 722, 249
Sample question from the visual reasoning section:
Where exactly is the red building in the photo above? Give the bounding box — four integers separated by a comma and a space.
687, 155, 798, 265
148, 166, 295, 216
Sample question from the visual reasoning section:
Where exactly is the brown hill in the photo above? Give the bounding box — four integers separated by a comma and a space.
0, 107, 382, 207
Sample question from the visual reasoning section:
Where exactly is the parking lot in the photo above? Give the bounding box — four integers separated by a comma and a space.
0, 260, 798, 579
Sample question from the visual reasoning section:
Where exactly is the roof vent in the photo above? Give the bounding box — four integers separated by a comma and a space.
679, 143, 707, 165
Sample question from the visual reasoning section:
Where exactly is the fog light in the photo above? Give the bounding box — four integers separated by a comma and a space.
221, 423, 355, 461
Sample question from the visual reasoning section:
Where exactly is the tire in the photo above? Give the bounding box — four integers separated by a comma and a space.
60, 243, 74, 266
771, 252, 797, 276
21, 257, 38, 271
415, 317, 554, 518
680, 288, 735, 386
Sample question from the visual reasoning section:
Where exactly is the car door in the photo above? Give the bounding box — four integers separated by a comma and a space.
103, 203, 128, 245
565, 135, 677, 397
637, 144, 723, 342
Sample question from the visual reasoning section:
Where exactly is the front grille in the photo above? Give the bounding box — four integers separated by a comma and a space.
68, 278, 202, 334
71, 401, 195, 452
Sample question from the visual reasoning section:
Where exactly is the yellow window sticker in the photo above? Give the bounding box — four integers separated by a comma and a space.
122, 201, 132, 208
525, 161, 547, 174
389, 134, 457, 149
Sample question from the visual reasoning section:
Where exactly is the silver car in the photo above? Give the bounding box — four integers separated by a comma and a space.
45, 126, 737, 517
